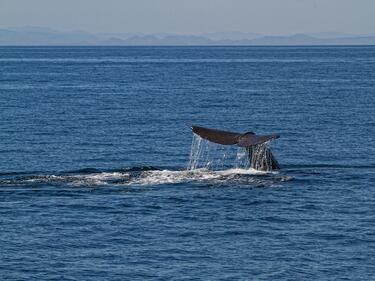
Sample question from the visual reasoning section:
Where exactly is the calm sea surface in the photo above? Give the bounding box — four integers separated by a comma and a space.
0, 46, 374, 280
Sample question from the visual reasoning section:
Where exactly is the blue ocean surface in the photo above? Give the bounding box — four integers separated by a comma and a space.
0, 46, 374, 280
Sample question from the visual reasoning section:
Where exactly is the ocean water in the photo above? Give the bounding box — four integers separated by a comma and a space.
0, 46, 374, 280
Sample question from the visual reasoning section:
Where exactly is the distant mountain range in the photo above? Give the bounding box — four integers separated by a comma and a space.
1, 27, 374, 46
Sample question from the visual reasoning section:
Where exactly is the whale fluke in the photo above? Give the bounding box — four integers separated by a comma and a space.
191, 125, 279, 147
191, 126, 242, 145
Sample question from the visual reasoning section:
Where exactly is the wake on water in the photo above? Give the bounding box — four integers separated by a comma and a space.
0, 135, 290, 188
0, 167, 290, 188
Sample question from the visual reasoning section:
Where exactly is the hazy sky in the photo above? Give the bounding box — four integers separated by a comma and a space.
0, 0, 374, 35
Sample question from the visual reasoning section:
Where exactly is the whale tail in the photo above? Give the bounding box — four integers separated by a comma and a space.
191, 125, 279, 147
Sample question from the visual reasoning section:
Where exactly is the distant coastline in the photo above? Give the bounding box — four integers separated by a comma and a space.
1, 27, 375, 46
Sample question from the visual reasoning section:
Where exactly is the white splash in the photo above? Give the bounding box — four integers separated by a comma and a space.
127, 168, 274, 186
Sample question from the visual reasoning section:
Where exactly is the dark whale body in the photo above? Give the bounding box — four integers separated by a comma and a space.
191, 125, 280, 171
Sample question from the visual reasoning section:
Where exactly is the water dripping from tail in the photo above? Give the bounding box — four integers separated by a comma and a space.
187, 134, 236, 170
235, 147, 249, 169
186, 134, 248, 171
187, 133, 203, 170
187, 134, 279, 172
247, 143, 280, 171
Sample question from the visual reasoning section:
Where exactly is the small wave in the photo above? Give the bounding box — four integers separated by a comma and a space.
0, 171, 131, 187
64, 168, 103, 174
118, 166, 158, 172
0, 171, 43, 177
283, 164, 375, 170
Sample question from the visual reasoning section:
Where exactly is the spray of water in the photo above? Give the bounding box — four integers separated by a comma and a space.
187, 134, 278, 171
248, 143, 279, 171
235, 147, 249, 169
187, 134, 236, 170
